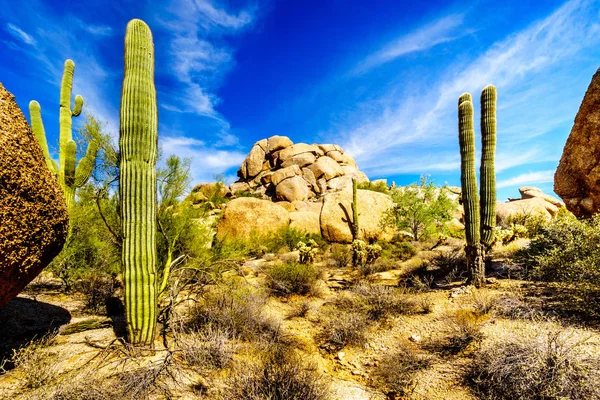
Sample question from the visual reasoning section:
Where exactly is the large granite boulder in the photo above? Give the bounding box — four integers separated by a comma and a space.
289, 211, 321, 235
216, 197, 290, 241
496, 198, 557, 225
0, 83, 69, 307
555, 68, 600, 217
320, 189, 394, 243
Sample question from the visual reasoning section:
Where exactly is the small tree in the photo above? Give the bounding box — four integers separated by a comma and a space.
383, 176, 457, 241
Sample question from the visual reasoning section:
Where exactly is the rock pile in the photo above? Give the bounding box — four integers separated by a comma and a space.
496, 186, 564, 224
230, 135, 369, 202
0, 83, 69, 307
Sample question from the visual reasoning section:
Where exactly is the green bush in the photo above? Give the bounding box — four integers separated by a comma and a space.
267, 261, 320, 296
379, 241, 418, 261
329, 244, 352, 267
357, 180, 389, 194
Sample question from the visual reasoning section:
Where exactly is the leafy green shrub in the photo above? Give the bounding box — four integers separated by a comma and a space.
375, 345, 432, 397
223, 345, 330, 400
505, 212, 549, 237
330, 244, 352, 267
470, 328, 600, 400
267, 261, 320, 296
379, 241, 418, 261
74, 272, 119, 314
357, 180, 389, 194
516, 214, 600, 285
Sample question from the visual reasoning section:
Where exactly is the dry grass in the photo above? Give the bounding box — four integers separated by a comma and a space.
322, 309, 369, 349
267, 261, 321, 296
177, 327, 236, 371
375, 344, 433, 398
428, 310, 488, 354
9, 335, 59, 389
470, 327, 600, 400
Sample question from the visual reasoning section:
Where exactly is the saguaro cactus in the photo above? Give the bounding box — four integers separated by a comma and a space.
120, 19, 158, 345
29, 60, 98, 210
351, 177, 359, 240
480, 85, 497, 249
458, 93, 484, 287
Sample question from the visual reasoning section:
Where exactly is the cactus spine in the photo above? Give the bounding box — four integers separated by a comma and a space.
458, 93, 484, 287
29, 60, 98, 210
480, 86, 497, 249
458, 87, 498, 288
120, 19, 158, 345
351, 177, 359, 241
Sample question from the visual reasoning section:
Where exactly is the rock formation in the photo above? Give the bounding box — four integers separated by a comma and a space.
555, 68, 600, 217
496, 186, 564, 225
0, 83, 69, 307
232, 135, 369, 202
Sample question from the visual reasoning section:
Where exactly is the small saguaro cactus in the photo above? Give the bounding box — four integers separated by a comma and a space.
479, 85, 497, 249
458, 93, 484, 287
351, 177, 359, 241
29, 60, 98, 210
120, 18, 159, 346
457, 86, 498, 288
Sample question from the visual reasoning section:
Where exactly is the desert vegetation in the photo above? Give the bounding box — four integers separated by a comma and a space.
2, 11, 600, 400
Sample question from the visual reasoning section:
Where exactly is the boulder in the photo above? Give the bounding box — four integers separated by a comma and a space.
229, 181, 251, 194
320, 189, 394, 243
326, 150, 344, 163
189, 182, 229, 201
271, 165, 301, 186
281, 152, 316, 168
276, 175, 312, 202
496, 198, 556, 225
308, 156, 344, 181
327, 176, 353, 191
518, 186, 564, 208
555, 68, 600, 217
216, 198, 290, 241
341, 165, 369, 183
279, 143, 319, 162
289, 211, 321, 235
0, 83, 69, 307
340, 153, 357, 167
239, 142, 266, 179
275, 201, 296, 213
267, 135, 293, 153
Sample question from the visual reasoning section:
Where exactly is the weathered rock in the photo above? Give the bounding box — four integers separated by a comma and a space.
341, 165, 369, 183
189, 182, 230, 202
326, 150, 344, 163
308, 156, 344, 181
276, 175, 312, 202
216, 198, 290, 241
340, 153, 357, 167
267, 135, 293, 153
275, 201, 296, 213
327, 176, 353, 191
0, 83, 69, 307
271, 165, 301, 186
292, 200, 323, 214
555, 68, 600, 217
279, 143, 319, 162
302, 168, 318, 191
239, 142, 266, 179
518, 186, 564, 208
281, 152, 316, 168
289, 211, 321, 235
496, 198, 556, 225
320, 189, 394, 243
229, 181, 251, 194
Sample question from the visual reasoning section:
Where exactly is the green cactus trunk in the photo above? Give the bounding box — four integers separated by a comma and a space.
480, 85, 497, 249
458, 94, 484, 287
351, 178, 359, 241
29, 59, 98, 212
120, 19, 158, 346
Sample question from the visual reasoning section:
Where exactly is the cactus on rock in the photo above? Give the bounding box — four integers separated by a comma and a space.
457, 86, 498, 288
120, 19, 159, 346
29, 60, 98, 210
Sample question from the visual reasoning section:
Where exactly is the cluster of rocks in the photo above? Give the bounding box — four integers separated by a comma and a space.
229, 135, 369, 202
0, 83, 69, 307
496, 186, 564, 224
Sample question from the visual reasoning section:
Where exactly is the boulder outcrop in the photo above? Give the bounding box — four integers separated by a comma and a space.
555, 68, 600, 217
0, 83, 69, 307
215, 197, 290, 241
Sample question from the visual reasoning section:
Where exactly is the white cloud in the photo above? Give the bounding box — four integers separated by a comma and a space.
6, 23, 36, 45
497, 170, 555, 188
353, 13, 467, 74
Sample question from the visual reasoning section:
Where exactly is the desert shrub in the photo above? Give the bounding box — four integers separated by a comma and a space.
178, 327, 235, 370
222, 345, 330, 400
74, 272, 119, 314
470, 328, 600, 400
10, 335, 59, 389
430, 249, 467, 284
375, 345, 432, 397
357, 180, 389, 194
515, 214, 600, 285
298, 239, 319, 264
286, 301, 314, 319
432, 310, 488, 354
504, 212, 548, 237
267, 261, 320, 296
387, 241, 418, 261
322, 309, 369, 348
266, 226, 312, 253
468, 289, 497, 315
330, 244, 352, 267
187, 284, 280, 341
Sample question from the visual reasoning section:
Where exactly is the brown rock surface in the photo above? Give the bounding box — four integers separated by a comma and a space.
0, 83, 69, 307
276, 175, 312, 202
216, 197, 290, 241
289, 211, 321, 235
555, 68, 600, 216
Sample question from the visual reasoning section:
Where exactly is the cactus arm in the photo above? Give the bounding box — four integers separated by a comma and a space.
458, 97, 484, 287
72, 94, 84, 117
29, 100, 57, 175
120, 19, 158, 346
74, 139, 99, 187
480, 85, 497, 248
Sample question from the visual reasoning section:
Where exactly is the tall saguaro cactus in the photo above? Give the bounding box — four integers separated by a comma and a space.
29, 60, 98, 210
457, 86, 498, 288
479, 86, 497, 248
120, 19, 158, 345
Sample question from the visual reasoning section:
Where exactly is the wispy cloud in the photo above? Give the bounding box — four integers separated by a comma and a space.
5, 23, 36, 45
353, 14, 467, 74
497, 170, 555, 188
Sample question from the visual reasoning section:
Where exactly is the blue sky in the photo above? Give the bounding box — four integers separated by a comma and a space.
1, 0, 598, 200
